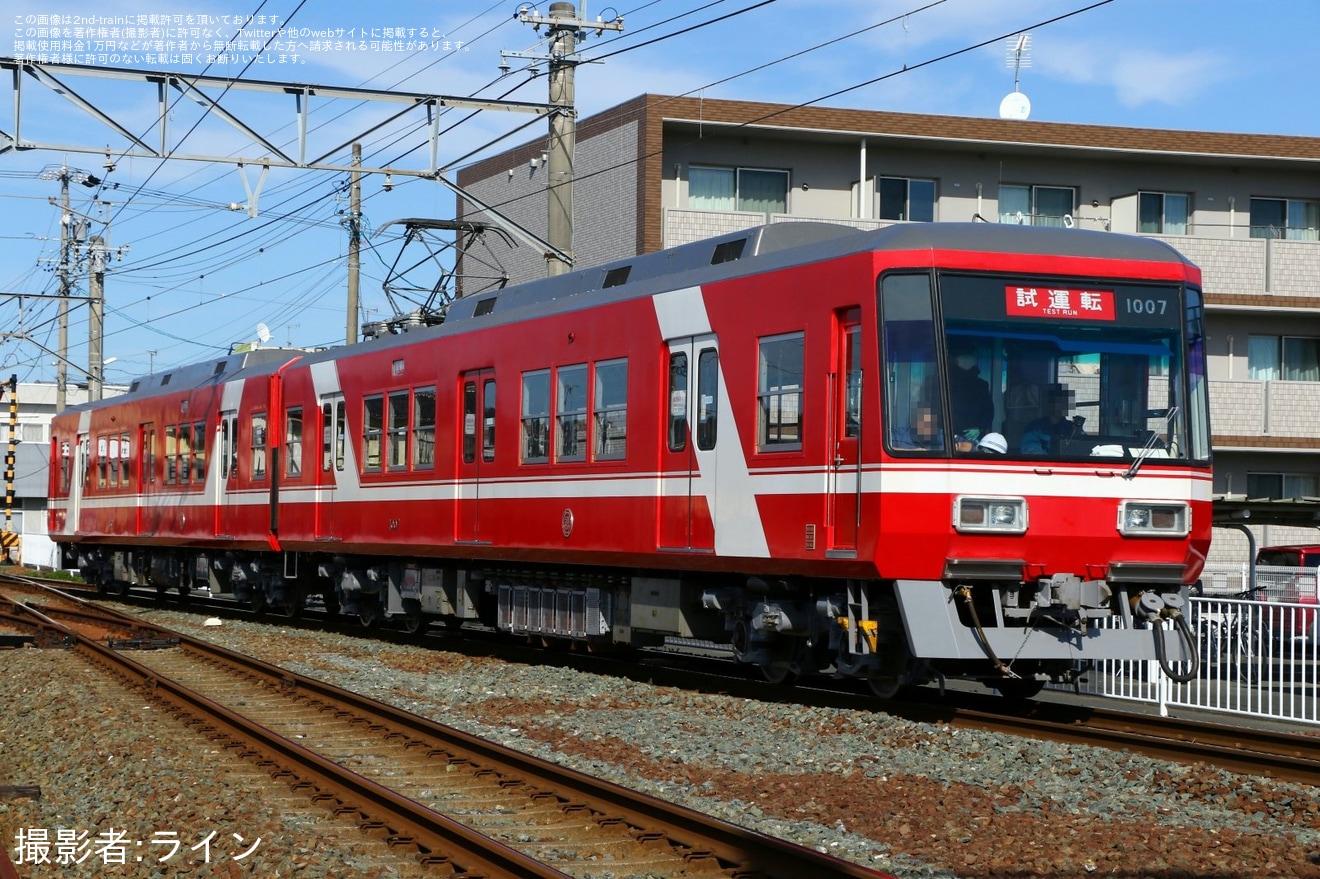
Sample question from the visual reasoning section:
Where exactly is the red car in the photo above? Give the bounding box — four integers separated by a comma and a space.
1254, 545, 1320, 647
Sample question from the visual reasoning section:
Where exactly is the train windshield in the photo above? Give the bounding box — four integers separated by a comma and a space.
881, 271, 1210, 463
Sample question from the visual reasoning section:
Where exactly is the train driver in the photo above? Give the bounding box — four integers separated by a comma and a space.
1021, 384, 1086, 453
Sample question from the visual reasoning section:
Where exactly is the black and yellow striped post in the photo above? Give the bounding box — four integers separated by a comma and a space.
1, 374, 16, 565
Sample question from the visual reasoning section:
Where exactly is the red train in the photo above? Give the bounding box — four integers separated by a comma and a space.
49, 222, 1211, 697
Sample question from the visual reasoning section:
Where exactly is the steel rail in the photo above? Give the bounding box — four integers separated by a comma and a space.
6, 598, 578, 878
3, 581, 893, 878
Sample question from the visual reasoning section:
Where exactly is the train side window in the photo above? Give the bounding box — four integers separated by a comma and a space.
363, 395, 383, 472
522, 370, 550, 463
251, 413, 267, 480
58, 439, 70, 493
97, 435, 109, 489
142, 425, 157, 486
482, 379, 496, 463
111, 435, 123, 487
285, 408, 303, 477
668, 352, 688, 452
220, 416, 232, 479
697, 349, 718, 451
178, 422, 191, 483
462, 382, 478, 464
757, 332, 803, 451
880, 272, 944, 454
165, 425, 178, 485
119, 433, 131, 487
387, 391, 409, 470
192, 421, 206, 482
320, 400, 346, 473
556, 364, 588, 463
593, 358, 627, 460
413, 387, 435, 469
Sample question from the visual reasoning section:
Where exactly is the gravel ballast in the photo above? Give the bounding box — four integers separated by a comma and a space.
3, 609, 1320, 878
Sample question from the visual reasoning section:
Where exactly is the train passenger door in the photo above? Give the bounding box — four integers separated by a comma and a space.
65, 435, 88, 535
315, 394, 345, 540
215, 411, 239, 537
659, 336, 718, 552
457, 370, 495, 543
828, 310, 862, 554
137, 422, 160, 536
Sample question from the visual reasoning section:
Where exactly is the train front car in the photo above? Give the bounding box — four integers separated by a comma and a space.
843, 225, 1210, 697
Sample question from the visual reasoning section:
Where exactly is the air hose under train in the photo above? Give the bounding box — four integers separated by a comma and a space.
1153, 607, 1200, 683
1134, 590, 1200, 683
953, 586, 1020, 680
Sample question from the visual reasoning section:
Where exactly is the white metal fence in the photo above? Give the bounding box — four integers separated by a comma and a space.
1072, 564, 1319, 725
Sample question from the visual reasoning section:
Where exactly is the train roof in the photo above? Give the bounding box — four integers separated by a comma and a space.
67, 221, 1198, 410
431, 220, 1194, 333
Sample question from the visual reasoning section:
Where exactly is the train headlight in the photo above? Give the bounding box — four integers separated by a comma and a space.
954, 496, 1028, 534
1118, 501, 1189, 537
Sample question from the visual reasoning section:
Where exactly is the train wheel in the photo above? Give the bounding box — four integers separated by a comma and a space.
866, 674, 906, 700
399, 609, 426, 636
358, 598, 381, 629
759, 663, 799, 686
282, 587, 304, 620
249, 588, 268, 618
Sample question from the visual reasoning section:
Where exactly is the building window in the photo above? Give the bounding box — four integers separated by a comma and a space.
878, 176, 936, 222
1248, 335, 1320, 381
593, 358, 628, 460
413, 387, 435, 469
285, 408, 303, 477
387, 391, 409, 470
362, 396, 383, 472
1247, 472, 1320, 500
999, 184, 1075, 227
1138, 191, 1189, 235
689, 166, 789, 215
521, 370, 550, 463
557, 364, 588, 462
758, 332, 804, 451
1250, 197, 1320, 240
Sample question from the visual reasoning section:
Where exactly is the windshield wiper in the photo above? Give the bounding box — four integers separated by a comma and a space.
1124, 405, 1178, 480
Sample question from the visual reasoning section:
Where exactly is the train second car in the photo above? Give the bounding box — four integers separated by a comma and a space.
49, 221, 1212, 697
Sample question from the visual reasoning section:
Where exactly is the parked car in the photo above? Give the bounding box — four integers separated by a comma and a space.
1254, 545, 1320, 649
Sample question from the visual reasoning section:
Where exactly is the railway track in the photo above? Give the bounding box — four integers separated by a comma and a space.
0, 577, 892, 878
17, 573, 1320, 788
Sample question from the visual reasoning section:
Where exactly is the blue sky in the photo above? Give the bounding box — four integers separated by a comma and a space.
2, 0, 1317, 385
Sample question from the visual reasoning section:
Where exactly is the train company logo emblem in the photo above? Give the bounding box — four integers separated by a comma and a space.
1005, 285, 1115, 321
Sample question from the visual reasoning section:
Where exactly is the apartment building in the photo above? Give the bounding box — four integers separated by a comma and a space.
456, 94, 1320, 565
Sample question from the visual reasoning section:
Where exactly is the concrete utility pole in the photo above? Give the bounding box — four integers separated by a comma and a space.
88, 234, 105, 401
345, 143, 362, 345
57, 171, 71, 412
507, 2, 623, 276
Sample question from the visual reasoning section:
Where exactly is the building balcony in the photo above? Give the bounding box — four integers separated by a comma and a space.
1209, 379, 1320, 448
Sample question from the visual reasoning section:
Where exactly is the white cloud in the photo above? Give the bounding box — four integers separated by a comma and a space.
1036, 40, 1229, 108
